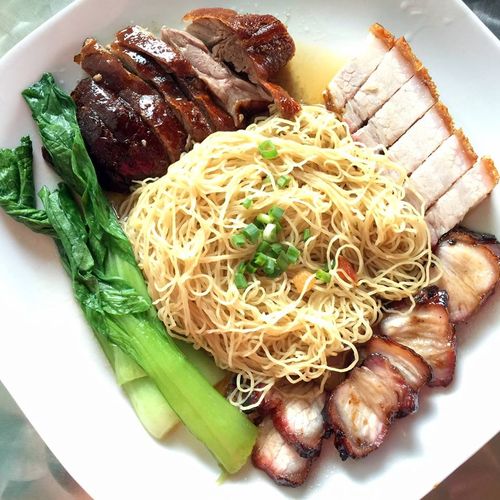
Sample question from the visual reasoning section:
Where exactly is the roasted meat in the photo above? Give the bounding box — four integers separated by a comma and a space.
388, 102, 453, 174
76, 38, 187, 163
252, 417, 312, 488
184, 8, 295, 81
353, 69, 437, 147
110, 44, 214, 142
113, 28, 235, 132
343, 37, 421, 132
183, 8, 300, 118
71, 78, 169, 191
363, 336, 431, 391
378, 287, 457, 387
407, 130, 477, 211
114, 25, 194, 76
425, 158, 499, 246
161, 28, 271, 124
432, 228, 500, 323
325, 363, 400, 459
324, 23, 395, 113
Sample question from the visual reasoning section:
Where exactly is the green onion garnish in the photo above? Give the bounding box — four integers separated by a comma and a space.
303, 228, 311, 241
236, 262, 247, 274
231, 233, 246, 248
253, 253, 268, 267
276, 251, 289, 273
256, 213, 273, 226
257, 241, 272, 254
241, 198, 253, 209
286, 245, 300, 264
270, 243, 284, 257
262, 175, 272, 185
263, 223, 278, 243
242, 223, 261, 244
316, 269, 332, 284
277, 175, 290, 189
245, 261, 257, 274
269, 206, 284, 221
234, 273, 248, 289
258, 140, 278, 160
263, 258, 277, 277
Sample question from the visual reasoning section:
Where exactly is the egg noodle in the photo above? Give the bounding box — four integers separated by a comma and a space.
122, 105, 439, 409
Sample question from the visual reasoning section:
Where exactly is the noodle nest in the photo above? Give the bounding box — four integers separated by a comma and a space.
123, 105, 436, 408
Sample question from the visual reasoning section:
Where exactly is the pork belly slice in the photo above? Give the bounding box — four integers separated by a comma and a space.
252, 417, 312, 487
326, 364, 400, 459
363, 353, 417, 417
161, 28, 271, 125
343, 38, 421, 132
388, 102, 454, 174
184, 8, 299, 118
110, 44, 214, 142
378, 287, 457, 387
353, 69, 437, 148
114, 25, 193, 76
71, 78, 169, 191
432, 228, 500, 323
425, 157, 499, 246
363, 336, 431, 391
324, 23, 395, 113
406, 130, 477, 211
76, 39, 186, 163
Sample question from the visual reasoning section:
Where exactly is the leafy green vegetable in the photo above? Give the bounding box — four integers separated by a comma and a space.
0, 136, 53, 234
0, 73, 257, 473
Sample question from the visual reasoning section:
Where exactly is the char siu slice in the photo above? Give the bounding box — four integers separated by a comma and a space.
378, 287, 457, 387
363, 336, 431, 391
432, 228, 500, 323
252, 417, 312, 487
71, 78, 169, 191
161, 28, 271, 125
110, 44, 214, 142
183, 8, 300, 118
76, 38, 186, 163
326, 364, 400, 459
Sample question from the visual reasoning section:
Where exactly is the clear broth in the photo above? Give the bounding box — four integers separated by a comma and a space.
273, 41, 346, 105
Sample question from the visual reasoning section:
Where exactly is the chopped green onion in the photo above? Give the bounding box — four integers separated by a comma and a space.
236, 262, 247, 274
286, 245, 301, 264
258, 140, 278, 160
253, 253, 268, 267
274, 221, 283, 233
276, 251, 290, 273
268, 206, 284, 221
245, 261, 257, 274
257, 241, 272, 254
242, 223, 261, 244
262, 175, 272, 185
270, 243, 284, 257
242, 198, 253, 209
316, 269, 332, 284
263, 258, 277, 276
277, 175, 290, 189
231, 233, 246, 248
303, 228, 311, 241
234, 273, 248, 289
263, 223, 278, 243
256, 213, 273, 226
